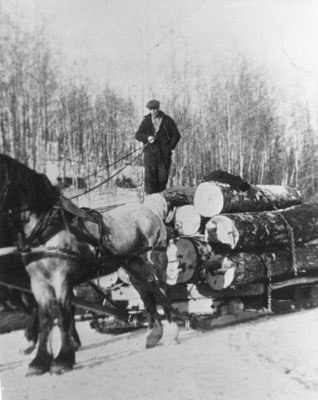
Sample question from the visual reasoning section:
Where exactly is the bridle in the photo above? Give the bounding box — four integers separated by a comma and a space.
0, 173, 59, 250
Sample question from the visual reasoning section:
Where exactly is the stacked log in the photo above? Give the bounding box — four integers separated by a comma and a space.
203, 243, 318, 290
193, 182, 302, 217
204, 204, 318, 250
163, 181, 318, 305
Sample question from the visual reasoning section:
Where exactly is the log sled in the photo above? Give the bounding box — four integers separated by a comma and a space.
20, 175, 310, 333
158, 177, 318, 325
87, 176, 318, 332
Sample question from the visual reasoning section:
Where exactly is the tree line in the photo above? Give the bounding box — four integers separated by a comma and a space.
1, 14, 317, 201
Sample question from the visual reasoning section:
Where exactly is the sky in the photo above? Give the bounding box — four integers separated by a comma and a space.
2, 0, 318, 114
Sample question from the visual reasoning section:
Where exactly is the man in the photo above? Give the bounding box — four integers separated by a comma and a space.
135, 99, 181, 194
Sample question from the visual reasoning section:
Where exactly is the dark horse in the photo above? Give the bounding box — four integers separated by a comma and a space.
0, 209, 40, 352
0, 154, 176, 376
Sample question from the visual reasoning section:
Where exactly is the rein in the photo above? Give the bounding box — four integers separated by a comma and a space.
70, 143, 149, 200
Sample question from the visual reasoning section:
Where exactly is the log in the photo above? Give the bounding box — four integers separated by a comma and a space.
204, 244, 318, 289
174, 205, 201, 235
205, 203, 318, 250
196, 282, 265, 298
271, 276, 318, 290
194, 182, 302, 217
168, 282, 264, 300
174, 237, 215, 283
162, 186, 196, 208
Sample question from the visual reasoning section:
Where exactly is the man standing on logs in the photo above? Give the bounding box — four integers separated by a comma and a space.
135, 99, 181, 195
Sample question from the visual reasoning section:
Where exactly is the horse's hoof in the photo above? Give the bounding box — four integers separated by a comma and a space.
19, 339, 36, 355
145, 327, 163, 348
161, 321, 180, 345
71, 339, 81, 351
146, 336, 160, 348
50, 362, 73, 375
26, 364, 50, 377
26, 356, 52, 377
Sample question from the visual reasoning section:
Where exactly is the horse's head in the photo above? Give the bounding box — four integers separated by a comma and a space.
0, 154, 61, 246
0, 154, 59, 214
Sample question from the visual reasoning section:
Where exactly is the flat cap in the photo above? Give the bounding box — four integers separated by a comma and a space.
146, 99, 160, 109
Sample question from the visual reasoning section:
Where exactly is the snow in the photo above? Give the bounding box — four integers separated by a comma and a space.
1, 309, 318, 400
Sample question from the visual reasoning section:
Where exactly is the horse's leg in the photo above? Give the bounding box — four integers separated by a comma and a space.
26, 280, 54, 376
18, 293, 39, 354
20, 306, 39, 355
126, 257, 163, 349
0, 286, 9, 312
146, 249, 180, 345
51, 277, 76, 374
70, 305, 81, 350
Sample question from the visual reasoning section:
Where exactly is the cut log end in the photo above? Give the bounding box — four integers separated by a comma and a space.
194, 182, 224, 217
174, 205, 201, 236
205, 215, 239, 249
206, 266, 236, 290
175, 238, 198, 283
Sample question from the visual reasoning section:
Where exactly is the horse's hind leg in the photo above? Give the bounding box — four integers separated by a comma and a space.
148, 249, 179, 344
126, 257, 163, 349
51, 280, 76, 374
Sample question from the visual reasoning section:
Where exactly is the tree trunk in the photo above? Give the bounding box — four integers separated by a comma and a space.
205, 203, 318, 250
204, 244, 318, 289
194, 182, 302, 217
162, 186, 196, 209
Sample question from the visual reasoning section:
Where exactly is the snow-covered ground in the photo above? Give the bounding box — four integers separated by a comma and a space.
1, 309, 318, 400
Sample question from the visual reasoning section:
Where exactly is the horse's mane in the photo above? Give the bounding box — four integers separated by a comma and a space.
0, 154, 59, 210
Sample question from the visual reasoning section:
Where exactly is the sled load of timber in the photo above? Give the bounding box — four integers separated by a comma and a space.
161, 177, 318, 318
100, 174, 318, 330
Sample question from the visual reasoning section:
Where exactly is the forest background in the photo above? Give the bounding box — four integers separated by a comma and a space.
1, 0, 318, 202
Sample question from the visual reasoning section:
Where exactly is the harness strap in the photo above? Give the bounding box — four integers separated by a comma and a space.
25, 208, 54, 245
137, 246, 167, 255
87, 281, 128, 320
19, 245, 82, 264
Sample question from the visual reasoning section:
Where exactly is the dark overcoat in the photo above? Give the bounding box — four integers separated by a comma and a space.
135, 111, 180, 153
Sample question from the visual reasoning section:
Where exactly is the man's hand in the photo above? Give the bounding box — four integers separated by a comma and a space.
147, 136, 155, 143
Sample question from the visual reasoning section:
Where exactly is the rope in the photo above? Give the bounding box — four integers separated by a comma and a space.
278, 213, 298, 276
81, 147, 143, 181
257, 188, 299, 311
70, 144, 148, 200
260, 188, 299, 276
260, 254, 273, 312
